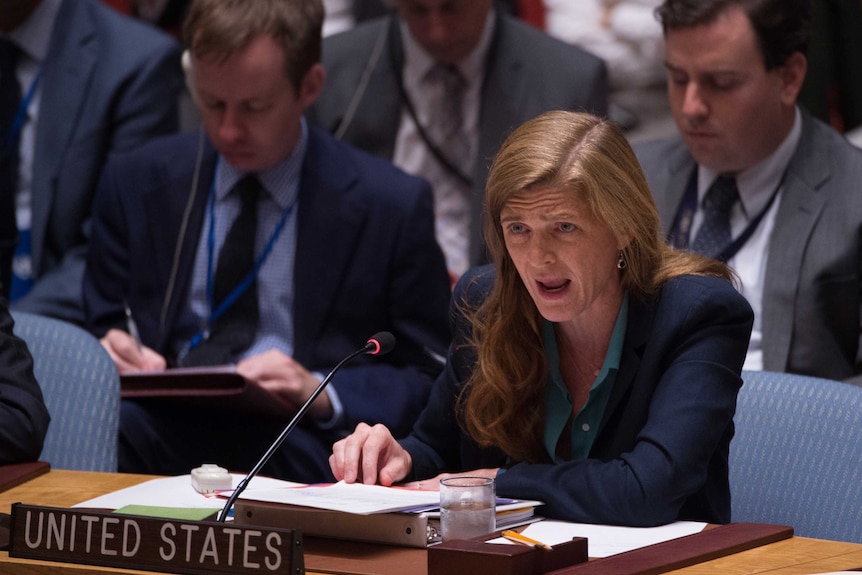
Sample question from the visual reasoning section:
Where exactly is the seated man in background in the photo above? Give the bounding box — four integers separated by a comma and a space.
0, 0, 182, 324
635, 0, 862, 382
321, 0, 516, 37
0, 294, 50, 465
83, 0, 452, 483
308, 0, 608, 282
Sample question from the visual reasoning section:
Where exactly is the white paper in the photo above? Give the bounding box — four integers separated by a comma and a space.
72, 474, 300, 511
72, 475, 541, 518
238, 481, 443, 515
488, 520, 706, 557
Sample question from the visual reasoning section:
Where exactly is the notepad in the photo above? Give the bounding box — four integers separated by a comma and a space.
0, 461, 50, 493
120, 366, 245, 397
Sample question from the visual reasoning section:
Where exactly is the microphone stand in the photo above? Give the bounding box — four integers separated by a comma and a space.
217, 339, 383, 522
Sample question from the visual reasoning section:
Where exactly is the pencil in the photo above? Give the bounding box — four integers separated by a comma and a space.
502, 530, 553, 551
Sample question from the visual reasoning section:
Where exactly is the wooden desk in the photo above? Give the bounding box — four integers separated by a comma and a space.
2, 470, 861, 575
665, 537, 862, 575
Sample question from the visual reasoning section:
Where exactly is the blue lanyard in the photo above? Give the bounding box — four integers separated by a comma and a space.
3, 69, 40, 155
669, 169, 783, 263
186, 168, 296, 351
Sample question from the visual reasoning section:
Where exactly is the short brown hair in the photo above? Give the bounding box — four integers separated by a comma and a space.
183, 0, 323, 91
656, 0, 812, 70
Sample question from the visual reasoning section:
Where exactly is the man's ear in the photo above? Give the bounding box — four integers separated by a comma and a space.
299, 63, 326, 109
779, 51, 807, 107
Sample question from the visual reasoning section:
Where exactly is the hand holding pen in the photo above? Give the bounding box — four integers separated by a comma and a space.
97, 303, 167, 373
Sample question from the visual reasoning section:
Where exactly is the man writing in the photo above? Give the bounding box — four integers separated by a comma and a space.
83, 0, 451, 482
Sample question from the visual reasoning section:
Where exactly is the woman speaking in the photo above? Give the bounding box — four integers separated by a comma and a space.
330, 111, 753, 526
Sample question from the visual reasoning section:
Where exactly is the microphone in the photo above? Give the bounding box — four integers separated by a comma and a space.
217, 331, 396, 521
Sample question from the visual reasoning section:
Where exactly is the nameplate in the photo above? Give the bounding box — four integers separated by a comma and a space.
8, 504, 304, 575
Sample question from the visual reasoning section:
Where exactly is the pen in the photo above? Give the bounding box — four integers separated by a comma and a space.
124, 301, 143, 351
502, 530, 553, 551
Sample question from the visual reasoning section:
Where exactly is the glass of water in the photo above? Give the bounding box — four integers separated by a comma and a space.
439, 476, 496, 542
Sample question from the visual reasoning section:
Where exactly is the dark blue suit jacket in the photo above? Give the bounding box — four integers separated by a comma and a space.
83, 126, 452, 438
402, 266, 753, 525
13, 0, 182, 324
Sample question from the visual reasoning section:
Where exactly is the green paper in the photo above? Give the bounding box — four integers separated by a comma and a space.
114, 505, 218, 522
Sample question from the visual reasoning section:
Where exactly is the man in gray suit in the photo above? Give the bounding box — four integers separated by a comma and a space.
0, 0, 182, 324
635, 0, 862, 381
308, 0, 607, 282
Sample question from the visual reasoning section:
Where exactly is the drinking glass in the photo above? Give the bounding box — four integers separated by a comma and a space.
439, 476, 495, 542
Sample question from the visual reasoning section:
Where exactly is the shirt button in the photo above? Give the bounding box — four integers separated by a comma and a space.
581, 423, 590, 432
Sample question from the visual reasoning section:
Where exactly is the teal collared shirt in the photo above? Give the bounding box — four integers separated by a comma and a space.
543, 294, 628, 463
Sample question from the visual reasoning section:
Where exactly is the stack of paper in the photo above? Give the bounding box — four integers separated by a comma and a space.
234, 481, 544, 548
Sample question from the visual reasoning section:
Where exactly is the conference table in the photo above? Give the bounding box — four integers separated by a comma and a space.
2, 470, 862, 575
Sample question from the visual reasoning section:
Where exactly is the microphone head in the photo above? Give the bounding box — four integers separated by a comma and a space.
366, 331, 396, 356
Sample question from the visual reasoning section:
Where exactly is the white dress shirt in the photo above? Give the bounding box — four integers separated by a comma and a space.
393, 11, 495, 279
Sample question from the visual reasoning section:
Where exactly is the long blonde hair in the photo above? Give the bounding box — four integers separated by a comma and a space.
460, 111, 730, 462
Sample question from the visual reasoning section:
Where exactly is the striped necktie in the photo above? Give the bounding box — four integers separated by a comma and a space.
692, 175, 739, 259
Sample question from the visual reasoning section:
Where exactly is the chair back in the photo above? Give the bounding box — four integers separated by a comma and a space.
731, 370, 862, 543
12, 312, 120, 471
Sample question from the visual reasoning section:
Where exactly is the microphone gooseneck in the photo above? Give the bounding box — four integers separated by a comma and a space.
217, 331, 395, 522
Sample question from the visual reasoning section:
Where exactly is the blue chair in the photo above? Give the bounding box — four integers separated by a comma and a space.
12, 312, 120, 472
731, 370, 862, 543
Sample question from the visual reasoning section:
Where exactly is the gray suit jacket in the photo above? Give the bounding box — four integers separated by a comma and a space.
12, 0, 182, 324
308, 12, 608, 265
635, 110, 862, 382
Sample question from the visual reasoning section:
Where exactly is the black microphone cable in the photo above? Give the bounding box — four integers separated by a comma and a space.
217, 331, 396, 522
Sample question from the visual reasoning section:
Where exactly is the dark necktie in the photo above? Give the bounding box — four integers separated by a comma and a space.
691, 175, 739, 259
429, 63, 468, 167
424, 62, 471, 278
0, 39, 21, 298
183, 176, 262, 366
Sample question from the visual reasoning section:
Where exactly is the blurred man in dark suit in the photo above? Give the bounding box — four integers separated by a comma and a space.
0, 0, 182, 323
309, 0, 608, 282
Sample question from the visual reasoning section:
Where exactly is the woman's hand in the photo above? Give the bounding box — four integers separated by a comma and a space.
402, 469, 500, 491
330, 423, 412, 486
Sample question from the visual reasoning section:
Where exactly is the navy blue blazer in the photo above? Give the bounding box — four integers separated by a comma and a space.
401, 266, 753, 525
83, 126, 452, 437
12, 0, 182, 324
